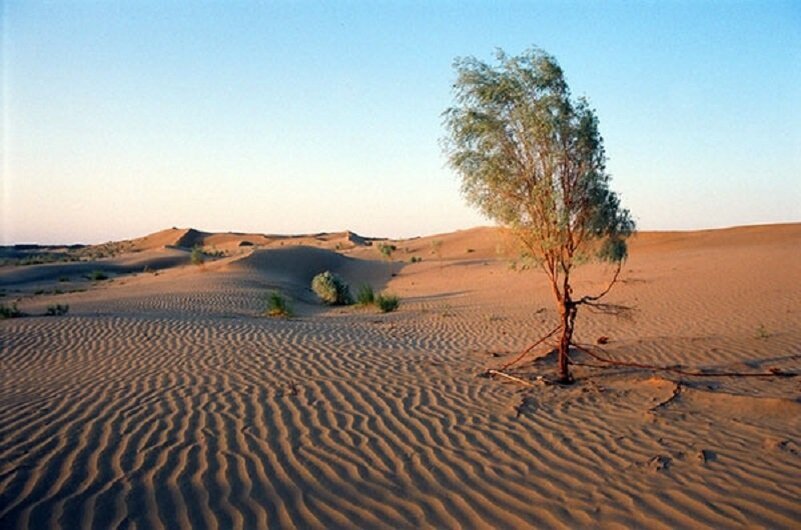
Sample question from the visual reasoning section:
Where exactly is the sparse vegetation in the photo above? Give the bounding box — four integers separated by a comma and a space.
356, 284, 375, 306
0, 303, 24, 319
378, 243, 396, 260
755, 324, 770, 340
431, 239, 443, 257
190, 245, 205, 265
376, 293, 400, 313
45, 304, 70, 316
311, 271, 353, 305
410, 256, 423, 263
265, 292, 292, 317
88, 270, 108, 281
205, 247, 225, 258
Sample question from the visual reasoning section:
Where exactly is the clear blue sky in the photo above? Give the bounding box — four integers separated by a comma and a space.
3, 1, 800, 244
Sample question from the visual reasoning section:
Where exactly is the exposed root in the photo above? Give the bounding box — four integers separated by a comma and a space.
572, 343, 798, 378
497, 325, 561, 371
649, 382, 683, 412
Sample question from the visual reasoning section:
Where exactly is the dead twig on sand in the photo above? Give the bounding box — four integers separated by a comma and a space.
487, 369, 536, 387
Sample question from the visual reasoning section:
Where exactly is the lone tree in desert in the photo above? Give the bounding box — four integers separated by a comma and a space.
443, 48, 634, 384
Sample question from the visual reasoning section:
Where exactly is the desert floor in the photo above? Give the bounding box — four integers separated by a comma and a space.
1, 224, 800, 529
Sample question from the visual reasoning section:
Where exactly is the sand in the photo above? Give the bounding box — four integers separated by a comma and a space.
1, 223, 800, 529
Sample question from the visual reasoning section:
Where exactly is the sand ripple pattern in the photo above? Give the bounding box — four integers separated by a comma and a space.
2, 307, 800, 529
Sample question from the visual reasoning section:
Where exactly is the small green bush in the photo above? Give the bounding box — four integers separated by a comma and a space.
0, 303, 24, 319
88, 270, 108, 281
376, 293, 400, 313
356, 283, 375, 306
265, 291, 292, 317
311, 271, 352, 305
378, 243, 397, 260
190, 245, 205, 265
45, 304, 69, 316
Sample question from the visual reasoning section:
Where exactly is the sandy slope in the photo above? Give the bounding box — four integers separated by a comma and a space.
1, 224, 800, 529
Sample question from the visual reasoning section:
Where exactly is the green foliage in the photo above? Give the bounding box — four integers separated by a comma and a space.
0, 303, 24, 319
190, 245, 205, 265
88, 270, 108, 281
443, 47, 635, 383
375, 293, 400, 313
311, 271, 353, 305
378, 243, 397, 260
265, 291, 292, 317
356, 283, 375, 306
45, 304, 70, 316
442, 47, 634, 277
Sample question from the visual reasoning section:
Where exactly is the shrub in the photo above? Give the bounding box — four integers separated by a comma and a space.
190, 245, 205, 265
378, 243, 397, 260
356, 283, 375, 306
265, 291, 292, 317
376, 293, 400, 313
311, 271, 352, 305
0, 303, 24, 319
88, 270, 108, 281
410, 256, 422, 263
45, 304, 69, 316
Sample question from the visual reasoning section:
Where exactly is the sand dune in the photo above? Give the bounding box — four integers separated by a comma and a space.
1, 223, 800, 529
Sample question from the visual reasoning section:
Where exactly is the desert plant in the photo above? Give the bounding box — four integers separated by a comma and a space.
376, 293, 400, 313
45, 304, 69, 316
410, 256, 423, 263
190, 245, 205, 265
378, 243, 396, 260
311, 271, 352, 305
444, 47, 634, 383
0, 303, 24, 319
88, 270, 108, 281
431, 239, 443, 256
265, 291, 292, 317
356, 283, 375, 306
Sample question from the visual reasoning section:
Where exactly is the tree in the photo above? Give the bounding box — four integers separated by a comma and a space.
443, 48, 634, 384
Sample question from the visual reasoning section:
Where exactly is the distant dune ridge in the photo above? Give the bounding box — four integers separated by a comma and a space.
1, 223, 800, 529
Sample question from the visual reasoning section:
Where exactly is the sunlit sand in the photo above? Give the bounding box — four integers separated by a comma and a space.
1, 223, 800, 528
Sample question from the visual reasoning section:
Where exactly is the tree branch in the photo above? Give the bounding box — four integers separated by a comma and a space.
577, 260, 622, 305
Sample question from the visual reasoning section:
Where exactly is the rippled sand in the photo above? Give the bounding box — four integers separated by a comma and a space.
1, 224, 800, 529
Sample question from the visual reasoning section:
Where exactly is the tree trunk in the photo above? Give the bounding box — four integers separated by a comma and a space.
558, 299, 577, 384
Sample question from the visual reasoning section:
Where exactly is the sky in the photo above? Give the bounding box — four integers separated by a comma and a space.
2, 1, 800, 244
